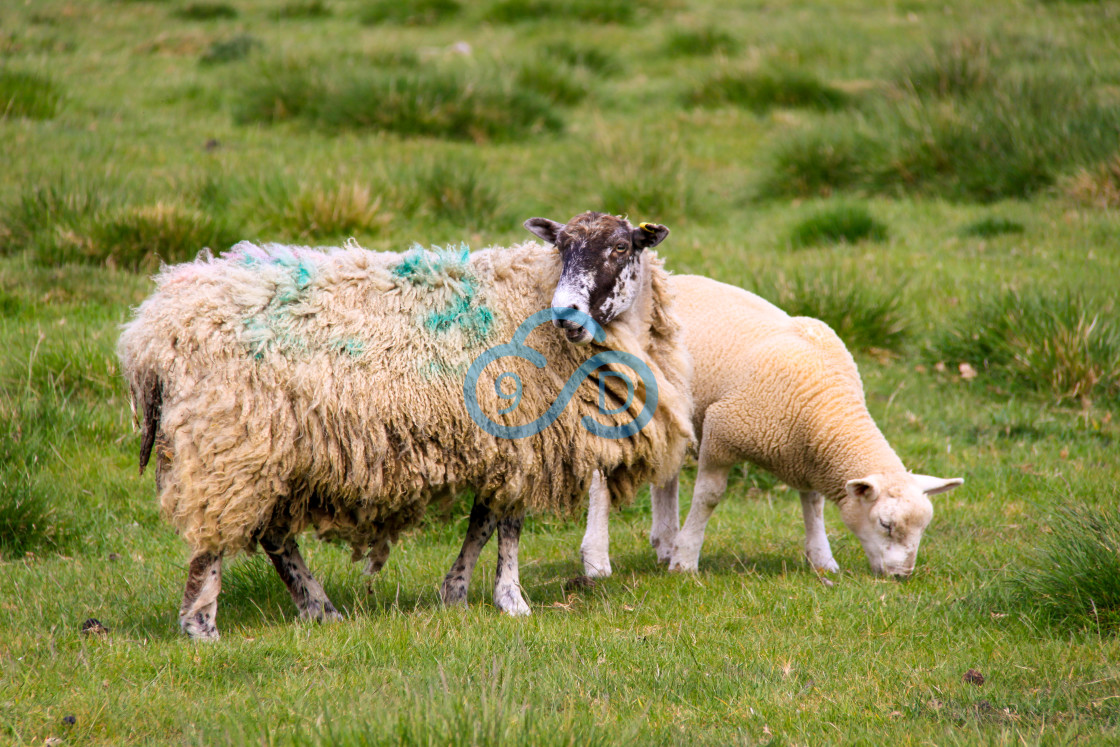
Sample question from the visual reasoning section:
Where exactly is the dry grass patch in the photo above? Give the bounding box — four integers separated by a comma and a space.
1064, 154, 1120, 208
285, 182, 391, 239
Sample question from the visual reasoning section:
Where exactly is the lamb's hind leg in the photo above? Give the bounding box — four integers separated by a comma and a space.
260, 534, 342, 622
801, 491, 839, 573
494, 513, 531, 616
580, 470, 613, 578
669, 460, 730, 572
180, 551, 223, 641
441, 499, 498, 606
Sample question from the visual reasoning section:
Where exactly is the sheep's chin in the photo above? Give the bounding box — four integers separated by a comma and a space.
564, 327, 593, 345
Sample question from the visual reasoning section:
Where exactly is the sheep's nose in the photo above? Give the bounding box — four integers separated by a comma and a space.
551, 304, 581, 329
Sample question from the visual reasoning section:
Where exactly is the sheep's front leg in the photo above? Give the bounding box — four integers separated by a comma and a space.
801, 491, 840, 573
180, 551, 223, 641
260, 535, 343, 623
494, 513, 531, 616
580, 471, 613, 578
649, 473, 681, 565
363, 534, 392, 576
669, 462, 730, 572
441, 500, 498, 606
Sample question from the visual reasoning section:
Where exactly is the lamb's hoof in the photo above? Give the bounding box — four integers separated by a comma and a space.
667, 557, 699, 573
808, 555, 840, 574
650, 536, 676, 565
495, 589, 531, 617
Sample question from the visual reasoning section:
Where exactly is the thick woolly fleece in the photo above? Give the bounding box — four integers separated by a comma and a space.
118, 240, 692, 563
673, 274, 905, 497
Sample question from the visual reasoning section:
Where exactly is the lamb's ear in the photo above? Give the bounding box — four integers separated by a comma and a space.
631, 222, 669, 250
845, 476, 882, 503
913, 475, 964, 497
524, 218, 563, 246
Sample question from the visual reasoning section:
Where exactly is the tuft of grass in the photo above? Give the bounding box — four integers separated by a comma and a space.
484, 0, 644, 24
272, 0, 332, 19
91, 203, 242, 271
396, 157, 503, 229
543, 42, 622, 76
1064, 153, 1120, 208
665, 27, 740, 57
0, 475, 60, 560
2, 180, 114, 260
235, 62, 563, 142
897, 37, 998, 99
0, 69, 62, 119
960, 216, 1025, 238
283, 182, 390, 239
359, 0, 461, 26
199, 34, 260, 66
752, 267, 909, 352
755, 123, 877, 199
172, 2, 239, 20
687, 67, 849, 113
515, 60, 590, 106
996, 505, 1120, 633
929, 291, 1120, 406
788, 203, 887, 248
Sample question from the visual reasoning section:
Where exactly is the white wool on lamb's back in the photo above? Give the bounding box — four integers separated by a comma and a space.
118, 239, 692, 562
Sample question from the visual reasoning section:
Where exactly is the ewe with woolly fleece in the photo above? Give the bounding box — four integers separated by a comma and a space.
119, 226, 692, 638
581, 274, 962, 579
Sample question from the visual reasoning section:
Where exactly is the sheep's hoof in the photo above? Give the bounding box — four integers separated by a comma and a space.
667, 558, 699, 573
440, 581, 469, 607
650, 536, 676, 565
495, 590, 531, 617
300, 606, 343, 623
580, 551, 612, 579
808, 555, 840, 574
180, 616, 220, 641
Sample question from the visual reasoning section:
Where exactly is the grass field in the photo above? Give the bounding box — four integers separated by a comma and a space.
2, 0, 1120, 744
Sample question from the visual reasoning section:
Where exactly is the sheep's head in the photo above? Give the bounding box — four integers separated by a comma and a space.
837, 472, 963, 578
524, 212, 669, 344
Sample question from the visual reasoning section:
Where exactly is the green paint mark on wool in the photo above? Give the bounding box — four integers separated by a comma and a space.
393, 244, 495, 345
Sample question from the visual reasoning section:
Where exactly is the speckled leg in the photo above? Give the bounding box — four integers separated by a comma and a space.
669, 462, 730, 572
650, 473, 681, 565
180, 551, 222, 641
261, 535, 342, 622
363, 534, 392, 576
441, 500, 498, 606
494, 513, 531, 616
801, 491, 840, 573
580, 470, 613, 578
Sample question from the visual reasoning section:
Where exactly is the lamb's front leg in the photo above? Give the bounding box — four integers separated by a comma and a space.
180, 551, 223, 640
800, 491, 840, 573
649, 473, 681, 565
260, 535, 343, 622
580, 470, 613, 578
494, 513, 531, 616
441, 499, 498, 606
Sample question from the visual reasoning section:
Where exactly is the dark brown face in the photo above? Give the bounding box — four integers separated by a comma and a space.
524, 212, 669, 344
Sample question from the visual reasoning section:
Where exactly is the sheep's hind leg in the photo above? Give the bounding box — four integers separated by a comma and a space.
669, 461, 730, 572
441, 499, 498, 607
800, 491, 839, 574
649, 473, 681, 565
180, 551, 223, 641
580, 470, 613, 578
494, 513, 531, 616
260, 535, 343, 623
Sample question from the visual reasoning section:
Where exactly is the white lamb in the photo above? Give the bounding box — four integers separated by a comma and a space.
581, 274, 962, 579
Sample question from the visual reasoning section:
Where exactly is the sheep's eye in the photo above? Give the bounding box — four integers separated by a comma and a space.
613, 242, 628, 253
879, 519, 893, 537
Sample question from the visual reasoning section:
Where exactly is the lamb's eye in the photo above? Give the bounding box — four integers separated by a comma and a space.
879, 519, 893, 537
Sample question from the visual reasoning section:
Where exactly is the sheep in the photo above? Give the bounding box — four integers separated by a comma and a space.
118, 212, 693, 639
580, 274, 962, 580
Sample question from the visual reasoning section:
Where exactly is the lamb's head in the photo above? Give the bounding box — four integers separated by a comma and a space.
838, 473, 963, 578
524, 212, 669, 344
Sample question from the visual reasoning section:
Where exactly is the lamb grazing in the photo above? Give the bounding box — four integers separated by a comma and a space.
118, 211, 693, 639
580, 274, 962, 580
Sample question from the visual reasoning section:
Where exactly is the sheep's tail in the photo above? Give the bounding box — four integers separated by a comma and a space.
137, 375, 162, 476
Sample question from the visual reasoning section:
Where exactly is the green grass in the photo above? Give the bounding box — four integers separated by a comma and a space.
664, 27, 740, 57
359, 0, 461, 26
788, 202, 887, 248
0, 69, 62, 119
172, 2, 239, 20
199, 35, 261, 66
3, 0, 1120, 743
686, 67, 849, 112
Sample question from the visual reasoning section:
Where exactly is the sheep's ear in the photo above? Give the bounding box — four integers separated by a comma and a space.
632, 222, 669, 250
524, 218, 563, 246
845, 476, 881, 503
913, 475, 964, 497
